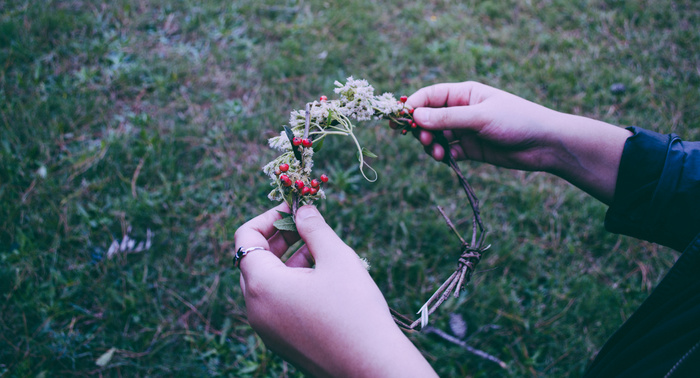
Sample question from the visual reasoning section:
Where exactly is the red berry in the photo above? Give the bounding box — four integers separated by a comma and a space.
310, 187, 318, 195
320, 174, 329, 183
302, 187, 311, 195
279, 163, 289, 172
302, 138, 313, 148
274, 168, 281, 176
401, 129, 408, 135
400, 109, 407, 116
292, 137, 302, 146
320, 95, 327, 101
410, 121, 417, 129
295, 180, 304, 190
400, 95, 408, 103
310, 179, 320, 188
280, 175, 291, 186
409, 108, 414, 114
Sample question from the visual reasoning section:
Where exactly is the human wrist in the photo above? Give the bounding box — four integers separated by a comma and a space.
544, 112, 632, 203
332, 321, 436, 377
518, 108, 573, 175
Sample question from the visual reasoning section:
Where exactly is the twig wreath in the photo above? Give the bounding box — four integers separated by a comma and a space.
263, 77, 489, 330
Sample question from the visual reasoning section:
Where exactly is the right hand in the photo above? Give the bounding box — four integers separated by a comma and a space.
406, 81, 565, 172
403, 81, 632, 204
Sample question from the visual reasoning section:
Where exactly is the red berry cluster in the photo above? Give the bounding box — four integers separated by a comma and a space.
276, 164, 329, 196
396, 95, 417, 135
292, 137, 313, 148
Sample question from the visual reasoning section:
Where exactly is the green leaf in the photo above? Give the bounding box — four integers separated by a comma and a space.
273, 216, 297, 232
283, 125, 295, 143
361, 147, 378, 158
312, 137, 324, 152
283, 125, 302, 162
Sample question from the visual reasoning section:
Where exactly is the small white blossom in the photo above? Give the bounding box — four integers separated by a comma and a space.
268, 187, 284, 201
359, 257, 371, 270
268, 131, 292, 151
289, 110, 306, 129
262, 160, 277, 179
302, 148, 314, 175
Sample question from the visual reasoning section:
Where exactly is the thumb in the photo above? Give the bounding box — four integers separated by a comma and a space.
295, 205, 355, 265
413, 105, 485, 132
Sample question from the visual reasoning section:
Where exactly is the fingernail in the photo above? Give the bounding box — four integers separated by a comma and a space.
296, 205, 319, 220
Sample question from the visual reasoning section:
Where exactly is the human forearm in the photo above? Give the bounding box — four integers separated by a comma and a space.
545, 112, 633, 205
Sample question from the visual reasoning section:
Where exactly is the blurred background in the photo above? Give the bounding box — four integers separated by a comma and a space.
1, 0, 698, 376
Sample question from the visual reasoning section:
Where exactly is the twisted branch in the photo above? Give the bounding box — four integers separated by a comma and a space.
392, 133, 489, 330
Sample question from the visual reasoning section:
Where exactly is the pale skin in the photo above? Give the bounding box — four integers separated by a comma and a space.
405, 81, 632, 205
235, 81, 632, 376
235, 203, 438, 377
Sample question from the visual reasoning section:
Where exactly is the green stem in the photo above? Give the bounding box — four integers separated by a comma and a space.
311, 130, 348, 137
347, 123, 378, 182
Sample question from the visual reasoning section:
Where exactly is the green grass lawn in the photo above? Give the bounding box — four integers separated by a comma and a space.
1, 0, 698, 376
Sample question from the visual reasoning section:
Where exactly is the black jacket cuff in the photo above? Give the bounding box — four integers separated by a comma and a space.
605, 127, 699, 251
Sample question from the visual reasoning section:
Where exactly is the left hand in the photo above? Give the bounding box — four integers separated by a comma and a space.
234, 203, 437, 377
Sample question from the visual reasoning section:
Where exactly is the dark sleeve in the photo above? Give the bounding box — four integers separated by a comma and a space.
604, 126, 700, 251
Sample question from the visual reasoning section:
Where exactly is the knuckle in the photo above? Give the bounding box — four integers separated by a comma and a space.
234, 223, 258, 247
418, 109, 435, 128
297, 216, 328, 236
233, 225, 247, 243
437, 109, 451, 125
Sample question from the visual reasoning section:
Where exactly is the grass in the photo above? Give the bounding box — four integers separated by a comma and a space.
1, 0, 698, 376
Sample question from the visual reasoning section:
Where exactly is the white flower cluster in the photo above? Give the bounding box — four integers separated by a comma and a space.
372, 92, 405, 118
333, 77, 404, 121
268, 77, 404, 152
333, 77, 375, 121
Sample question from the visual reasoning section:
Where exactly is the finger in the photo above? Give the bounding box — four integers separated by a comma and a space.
238, 248, 286, 285
450, 144, 465, 160
443, 130, 456, 142
234, 202, 291, 257
267, 229, 300, 258
294, 205, 355, 266
429, 141, 465, 162
432, 143, 445, 162
419, 130, 433, 146
413, 105, 485, 131
285, 244, 315, 268
234, 203, 291, 279
406, 81, 481, 109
